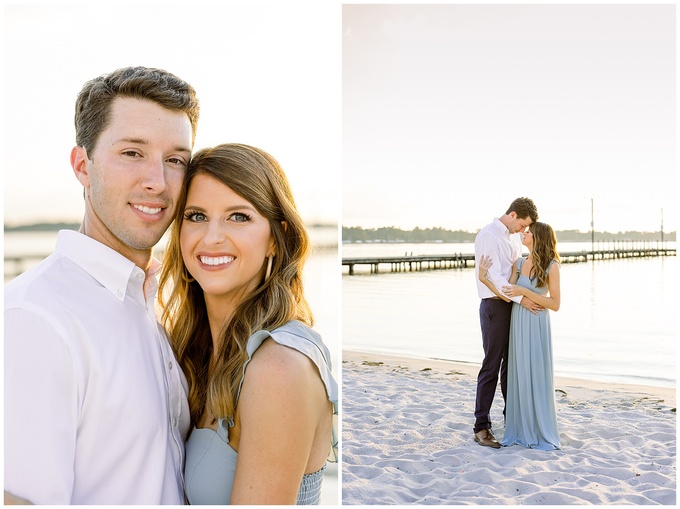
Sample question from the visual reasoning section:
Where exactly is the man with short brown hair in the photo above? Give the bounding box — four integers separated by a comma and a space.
5, 67, 200, 504
472, 197, 540, 448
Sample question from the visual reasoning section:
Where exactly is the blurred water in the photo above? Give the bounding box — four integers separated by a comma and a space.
342, 243, 676, 388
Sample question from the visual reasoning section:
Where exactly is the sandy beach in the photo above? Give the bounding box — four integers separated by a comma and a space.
342, 350, 676, 505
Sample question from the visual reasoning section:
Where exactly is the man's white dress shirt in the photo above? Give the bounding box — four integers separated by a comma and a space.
4, 230, 190, 504
474, 218, 524, 304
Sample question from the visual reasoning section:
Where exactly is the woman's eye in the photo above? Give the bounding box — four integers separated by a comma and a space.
184, 211, 207, 222
230, 212, 251, 223
123, 150, 142, 158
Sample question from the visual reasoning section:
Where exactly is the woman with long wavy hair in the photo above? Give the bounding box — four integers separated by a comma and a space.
159, 143, 337, 504
478, 222, 561, 450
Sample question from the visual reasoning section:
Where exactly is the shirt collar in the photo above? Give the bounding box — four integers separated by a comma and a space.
55, 230, 157, 303
492, 218, 510, 236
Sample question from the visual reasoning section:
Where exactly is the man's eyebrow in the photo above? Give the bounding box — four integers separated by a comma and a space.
117, 137, 148, 145
173, 146, 192, 154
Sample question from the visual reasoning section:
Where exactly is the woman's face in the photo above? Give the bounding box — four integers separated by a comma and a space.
521, 229, 534, 249
180, 173, 275, 303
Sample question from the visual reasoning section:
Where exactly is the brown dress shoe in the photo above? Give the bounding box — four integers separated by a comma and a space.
474, 428, 501, 449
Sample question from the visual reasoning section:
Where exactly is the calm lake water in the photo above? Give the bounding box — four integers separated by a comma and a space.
4, 227, 341, 378
342, 242, 676, 388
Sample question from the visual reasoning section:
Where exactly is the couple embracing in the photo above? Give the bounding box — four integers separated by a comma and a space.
473, 197, 562, 450
5, 66, 337, 505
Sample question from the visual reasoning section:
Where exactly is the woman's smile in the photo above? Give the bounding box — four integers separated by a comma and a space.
180, 173, 274, 301
198, 254, 236, 268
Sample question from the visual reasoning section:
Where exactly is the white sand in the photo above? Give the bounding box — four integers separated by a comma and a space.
342, 350, 676, 505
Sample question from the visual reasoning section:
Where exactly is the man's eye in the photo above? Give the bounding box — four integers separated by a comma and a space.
167, 157, 187, 166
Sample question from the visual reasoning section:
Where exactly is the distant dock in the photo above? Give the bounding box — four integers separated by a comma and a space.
4, 255, 47, 280
342, 246, 676, 275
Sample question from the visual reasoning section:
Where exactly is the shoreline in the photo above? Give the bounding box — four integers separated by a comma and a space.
343, 349, 676, 407
342, 349, 676, 505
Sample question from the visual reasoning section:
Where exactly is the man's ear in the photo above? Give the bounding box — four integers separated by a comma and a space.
71, 146, 90, 188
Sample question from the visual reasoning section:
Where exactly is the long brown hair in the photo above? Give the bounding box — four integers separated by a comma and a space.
528, 222, 560, 288
159, 143, 313, 427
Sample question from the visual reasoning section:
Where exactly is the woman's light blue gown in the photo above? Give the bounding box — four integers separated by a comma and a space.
501, 258, 561, 450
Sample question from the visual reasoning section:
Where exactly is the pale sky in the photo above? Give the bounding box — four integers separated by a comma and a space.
3, 2, 340, 227
343, 4, 676, 234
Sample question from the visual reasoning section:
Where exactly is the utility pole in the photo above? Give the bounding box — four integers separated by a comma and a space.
591, 198, 595, 259
661, 208, 664, 247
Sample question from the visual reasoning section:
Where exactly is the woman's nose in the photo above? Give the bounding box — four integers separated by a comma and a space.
202, 220, 228, 245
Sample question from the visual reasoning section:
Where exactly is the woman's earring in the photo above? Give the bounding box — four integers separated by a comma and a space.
265, 255, 274, 282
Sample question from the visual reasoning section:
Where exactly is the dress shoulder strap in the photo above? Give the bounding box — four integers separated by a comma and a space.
229, 321, 339, 462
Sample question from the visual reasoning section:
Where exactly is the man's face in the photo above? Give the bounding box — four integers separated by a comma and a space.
509, 212, 532, 234
76, 97, 192, 257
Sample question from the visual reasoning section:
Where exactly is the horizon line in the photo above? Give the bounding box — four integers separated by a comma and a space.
342, 225, 676, 236
4, 220, 338, 230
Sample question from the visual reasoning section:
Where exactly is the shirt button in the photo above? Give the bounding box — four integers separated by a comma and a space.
173, 419, 178, 427
117, 290, 124, 298
168, 361, 173, 370
137, 273, 144, 280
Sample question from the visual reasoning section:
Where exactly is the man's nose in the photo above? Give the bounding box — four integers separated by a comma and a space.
140, 157, 167, 194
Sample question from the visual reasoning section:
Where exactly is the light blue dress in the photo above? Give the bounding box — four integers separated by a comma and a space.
184, 321, 338, 505
501, 258, 561, 450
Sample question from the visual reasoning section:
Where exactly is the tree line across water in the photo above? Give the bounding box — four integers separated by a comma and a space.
5, 222, 675, 244
343, 226, 676, 244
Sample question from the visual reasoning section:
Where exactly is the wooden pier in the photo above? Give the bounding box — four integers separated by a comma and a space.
4, 246, 676, 279
342, 247, 676, 275
4, 250, 167, 281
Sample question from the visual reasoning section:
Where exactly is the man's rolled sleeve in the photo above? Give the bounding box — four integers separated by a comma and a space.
487, 267, 523, 304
